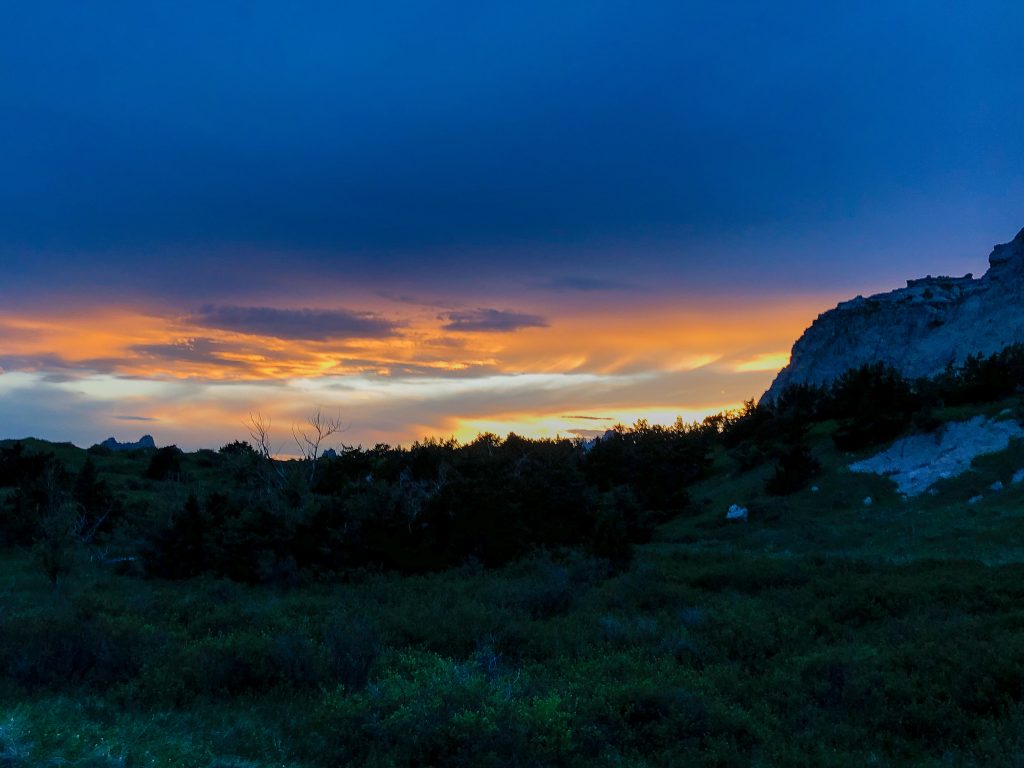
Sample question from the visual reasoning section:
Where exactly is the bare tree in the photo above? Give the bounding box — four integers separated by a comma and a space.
247, 409, 344, 486
292, 407, 344, 483
248, 412, 286, 485
248, 411, 275, 460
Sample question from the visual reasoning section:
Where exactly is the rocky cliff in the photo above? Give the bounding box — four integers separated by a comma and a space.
98, 435, 156, 452
762, 227, 1024, 402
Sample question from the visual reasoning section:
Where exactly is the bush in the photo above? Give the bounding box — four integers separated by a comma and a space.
828, 364, 919, 450
322, 613, 381, 690
765, 442, 821, 496
145, 446, 183, 481
308, 651, 574, 767
0, 610, 144, 691
937, 343, 1024, 405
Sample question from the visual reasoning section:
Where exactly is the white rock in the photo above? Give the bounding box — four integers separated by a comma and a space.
863, 496, 873, 507
848, 416, 1024, 496
1012, 469, 1024, 484
726, 504, 748, 522
991, 481, 1004, 492
969, 495, 983, 505
810, 486, 819, 493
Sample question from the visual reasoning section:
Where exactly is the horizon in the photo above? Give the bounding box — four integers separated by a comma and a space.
2, 3, 1023, 450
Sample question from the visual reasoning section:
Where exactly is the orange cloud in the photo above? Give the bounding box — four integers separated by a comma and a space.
0, 292, 834, 447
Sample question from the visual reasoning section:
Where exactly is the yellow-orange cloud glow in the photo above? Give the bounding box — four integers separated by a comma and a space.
732, 352, 791, 373
0, 292, 838, 448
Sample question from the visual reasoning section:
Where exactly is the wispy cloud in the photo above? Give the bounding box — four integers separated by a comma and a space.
532, 276, 640, 292
115, 415, 159, 422
132, 338, 248, 368
0, 354, 122, 376
376, 292, 459, 310
191, 305, 399, 341
441, 308, 548, 333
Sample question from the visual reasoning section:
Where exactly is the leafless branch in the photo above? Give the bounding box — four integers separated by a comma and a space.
247, 411, 286, 484
292, 407, 345, 482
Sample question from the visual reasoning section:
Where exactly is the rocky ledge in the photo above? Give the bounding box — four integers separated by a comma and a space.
762, 227, 1024, 402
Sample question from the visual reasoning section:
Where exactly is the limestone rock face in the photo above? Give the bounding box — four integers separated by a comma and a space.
762, 228, 1024, 402
99, 435, 156, 451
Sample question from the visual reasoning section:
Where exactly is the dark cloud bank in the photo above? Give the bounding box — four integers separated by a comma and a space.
191, 306, 399, 341
441, 309, 549, 333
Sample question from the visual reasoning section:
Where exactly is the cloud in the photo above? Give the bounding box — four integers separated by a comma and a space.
115, 415, 158, 422
332, 358, 500, 379
565, 428, 609, 439
533, 276, 640, 292
191, 305, 399, 341
441, 308, 548, 333
376, 292, 459, 310
131, 338, 248, 367
560, 414, 614, 421
0, 353, 121, 376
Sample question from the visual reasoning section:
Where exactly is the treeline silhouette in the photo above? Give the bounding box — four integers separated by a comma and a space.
1, 420, 717, 583
2, 343, 1022, 585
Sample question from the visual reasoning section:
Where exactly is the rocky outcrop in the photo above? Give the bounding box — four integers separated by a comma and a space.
763, 227, 1024, 402
848, 415, 1024, 496
98, 435, 156, 452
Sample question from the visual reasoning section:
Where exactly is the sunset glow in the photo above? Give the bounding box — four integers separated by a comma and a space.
0, 292, 830, 448
3, 2, 1021, 450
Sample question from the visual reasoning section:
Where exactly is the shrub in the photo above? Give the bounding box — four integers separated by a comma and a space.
308, 651, 574, 767
828, 363, 919, 450
765, 442, 821, 496
0, 610, 144, 691
145, 446, 183, 481
322, 613, 381, 690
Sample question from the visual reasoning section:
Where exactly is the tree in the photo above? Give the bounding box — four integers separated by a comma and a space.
292, 408, 345, 483
248, 412, 287, 489
32, 463, 81, 592
73, 457, 118, 541
145, 445, 184, 481
247, 408, 345, 489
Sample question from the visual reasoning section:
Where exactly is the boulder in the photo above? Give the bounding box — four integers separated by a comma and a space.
726, 504, 748, 522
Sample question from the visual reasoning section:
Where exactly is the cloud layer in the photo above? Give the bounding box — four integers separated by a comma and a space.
441, 309, 549, 333
191, 306, 399, 341
0, 294, 820, 449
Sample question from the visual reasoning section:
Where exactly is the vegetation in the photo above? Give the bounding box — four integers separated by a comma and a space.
0, 348, 1023, 765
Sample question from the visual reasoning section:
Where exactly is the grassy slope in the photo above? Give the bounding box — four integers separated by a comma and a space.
3, 406, 1024, 766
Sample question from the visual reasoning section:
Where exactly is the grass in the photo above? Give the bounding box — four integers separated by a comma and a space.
3, 402, 1024, 765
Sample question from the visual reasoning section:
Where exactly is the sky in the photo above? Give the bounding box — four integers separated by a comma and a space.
1, 2, 1023, 451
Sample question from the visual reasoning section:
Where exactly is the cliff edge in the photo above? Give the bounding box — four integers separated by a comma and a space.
762, 227, 1024, 402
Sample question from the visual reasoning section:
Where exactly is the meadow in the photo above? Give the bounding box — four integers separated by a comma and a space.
2, 355, 1024, 766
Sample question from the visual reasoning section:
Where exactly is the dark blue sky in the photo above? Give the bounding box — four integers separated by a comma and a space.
3, 1, 1023, 295
2, 2, 1024, 448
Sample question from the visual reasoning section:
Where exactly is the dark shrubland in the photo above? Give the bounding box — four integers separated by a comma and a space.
133, 421, 714, 581
2, 346, 1024, 765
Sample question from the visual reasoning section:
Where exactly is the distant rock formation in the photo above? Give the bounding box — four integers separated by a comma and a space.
763, 227, 1024, 402
98, 435, 156, 452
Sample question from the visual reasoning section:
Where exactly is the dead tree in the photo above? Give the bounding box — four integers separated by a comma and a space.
248, 412, 287, 486
292, 407, 344, 483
